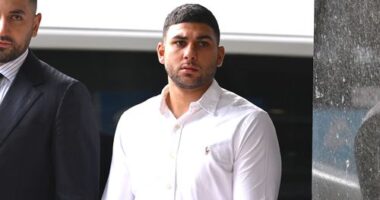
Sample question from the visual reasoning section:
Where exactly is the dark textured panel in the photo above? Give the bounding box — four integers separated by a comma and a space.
314, 0, 380, 199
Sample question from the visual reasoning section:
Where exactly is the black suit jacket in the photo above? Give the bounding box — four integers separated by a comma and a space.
0, 50, 100, 200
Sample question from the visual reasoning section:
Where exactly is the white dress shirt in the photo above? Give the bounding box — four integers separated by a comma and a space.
102, 80, 281, 200
0, 50, 28, 105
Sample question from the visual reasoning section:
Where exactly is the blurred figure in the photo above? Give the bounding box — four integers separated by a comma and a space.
355, 102, 380, 200
0, 0, 99, 199
103, 3, 281, 200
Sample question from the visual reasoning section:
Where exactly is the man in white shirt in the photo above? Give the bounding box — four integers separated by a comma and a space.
102, 3, 281, 200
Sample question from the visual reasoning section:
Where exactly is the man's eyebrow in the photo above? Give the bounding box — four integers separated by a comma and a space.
10, 9, 26, 15
172, 35, 187, 40
171, 35, 214, 41
197, 35, 213, 40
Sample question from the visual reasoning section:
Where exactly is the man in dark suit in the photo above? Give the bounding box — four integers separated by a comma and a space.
0, 0, 100, 199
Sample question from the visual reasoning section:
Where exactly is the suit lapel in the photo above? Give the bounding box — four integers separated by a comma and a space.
0, 51, 44, 145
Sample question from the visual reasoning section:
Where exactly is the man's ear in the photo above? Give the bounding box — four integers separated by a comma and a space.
216, 46, 225, 67
157, 42, 165, 64
32, 13, 42, 37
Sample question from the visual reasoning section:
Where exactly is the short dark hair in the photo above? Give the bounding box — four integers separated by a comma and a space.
30, 0, 37, 13
163, 4, 220, 44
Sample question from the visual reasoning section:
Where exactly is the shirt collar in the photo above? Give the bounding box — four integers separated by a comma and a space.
0, 50, 28, 82
159, 85, 171, 116
159, 79, 222, 115
194, 80, 222, 115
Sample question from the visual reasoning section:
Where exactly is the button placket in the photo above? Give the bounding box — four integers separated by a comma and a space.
167, 121, 183, 198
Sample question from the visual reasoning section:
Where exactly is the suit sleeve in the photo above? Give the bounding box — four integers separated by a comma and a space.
233, 111, 282, 200
53, 81, 100, 200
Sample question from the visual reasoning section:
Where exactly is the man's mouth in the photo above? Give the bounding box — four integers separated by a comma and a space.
181, 63, 199, 72
0, 40, 12, 48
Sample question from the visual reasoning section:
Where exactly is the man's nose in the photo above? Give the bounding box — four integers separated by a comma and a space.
0, 18, 8, 34
183, 43, 197, 60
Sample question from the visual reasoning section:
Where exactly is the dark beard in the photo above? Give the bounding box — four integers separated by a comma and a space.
0, 35, 28, 64
0, 48, 22, 63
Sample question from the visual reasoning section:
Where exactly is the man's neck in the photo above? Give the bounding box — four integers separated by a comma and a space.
166, 82, 210, 118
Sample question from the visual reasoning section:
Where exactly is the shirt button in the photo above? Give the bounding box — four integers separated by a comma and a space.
169, 152, 176, 159
174, 124, 181, 130
166, 184, 172, 190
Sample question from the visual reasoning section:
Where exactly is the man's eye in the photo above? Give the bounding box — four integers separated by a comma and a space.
10, 15, 23, 21
198, 41, 209, 47
175, 41, 186, 47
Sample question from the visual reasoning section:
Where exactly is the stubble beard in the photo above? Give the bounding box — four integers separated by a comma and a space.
0, 36, 30, 64
0, 48, 22, 63
166, 65, 216, 90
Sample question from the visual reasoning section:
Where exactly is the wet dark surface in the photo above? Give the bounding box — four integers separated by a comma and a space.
314, 0, 380, 199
